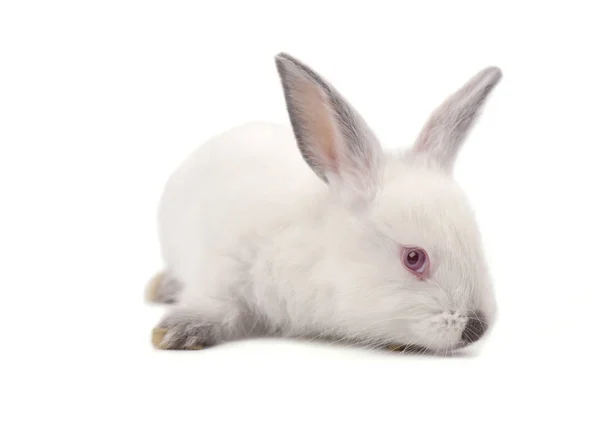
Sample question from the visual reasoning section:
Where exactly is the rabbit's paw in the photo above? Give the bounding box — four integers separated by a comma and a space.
151, 313, 215, 350
145, 271, 183, 304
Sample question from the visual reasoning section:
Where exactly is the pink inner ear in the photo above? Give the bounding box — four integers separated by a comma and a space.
294, 78, 340, 172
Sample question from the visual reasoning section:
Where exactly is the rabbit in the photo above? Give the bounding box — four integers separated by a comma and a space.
147, 52, 502, 353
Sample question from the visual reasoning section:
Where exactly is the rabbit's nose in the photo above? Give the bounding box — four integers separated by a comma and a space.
461, 312, 488, 344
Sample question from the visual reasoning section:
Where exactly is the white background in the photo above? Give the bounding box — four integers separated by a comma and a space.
1, 1, 599, 428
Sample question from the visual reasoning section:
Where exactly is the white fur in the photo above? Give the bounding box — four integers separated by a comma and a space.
155, 54, 501, 352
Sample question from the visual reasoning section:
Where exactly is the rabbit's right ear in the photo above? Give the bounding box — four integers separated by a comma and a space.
275, 53, 383, 201
412, 67, 502, 173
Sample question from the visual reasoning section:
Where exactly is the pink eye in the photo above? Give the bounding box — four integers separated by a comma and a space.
401, 247, 429, 279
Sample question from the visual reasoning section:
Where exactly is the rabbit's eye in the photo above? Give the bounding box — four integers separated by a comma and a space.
401, 247, 429, 279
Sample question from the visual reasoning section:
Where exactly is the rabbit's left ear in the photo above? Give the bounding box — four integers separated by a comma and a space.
413, 67, 502, 173
275, 53, 383, 201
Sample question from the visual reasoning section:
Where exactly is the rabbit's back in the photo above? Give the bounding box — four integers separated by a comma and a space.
157, 122, 321, 284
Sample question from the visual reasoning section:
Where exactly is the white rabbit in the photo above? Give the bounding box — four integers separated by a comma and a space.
147, 53, 502, 353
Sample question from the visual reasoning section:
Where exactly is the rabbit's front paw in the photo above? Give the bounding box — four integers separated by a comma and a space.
151, 313, 215, 350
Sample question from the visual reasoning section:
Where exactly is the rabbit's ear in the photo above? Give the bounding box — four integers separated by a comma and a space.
276, 53, 383, 200
413, 67, 502, 173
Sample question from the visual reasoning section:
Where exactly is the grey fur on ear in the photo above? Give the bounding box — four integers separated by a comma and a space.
413, 67, 502, 172
275, 52, 383, 196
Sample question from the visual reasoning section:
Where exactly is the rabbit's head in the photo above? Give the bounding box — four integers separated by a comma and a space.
276, 53, 501, 353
